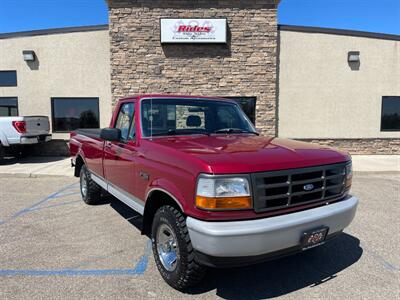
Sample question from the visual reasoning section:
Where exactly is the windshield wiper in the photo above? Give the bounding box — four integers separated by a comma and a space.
213, 128, 259, 135
149, 129, 177, 137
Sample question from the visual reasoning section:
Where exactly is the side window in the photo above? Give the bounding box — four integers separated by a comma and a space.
115, 103, 134, 141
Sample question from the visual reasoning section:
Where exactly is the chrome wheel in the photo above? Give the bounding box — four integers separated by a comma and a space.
80, 171, 88, 197
156, 223, 179, 272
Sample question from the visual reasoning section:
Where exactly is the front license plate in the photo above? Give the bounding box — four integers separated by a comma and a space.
301, 227, 329, 250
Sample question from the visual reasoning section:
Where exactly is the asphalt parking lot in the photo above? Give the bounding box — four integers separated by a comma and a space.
0, 172, 399, 299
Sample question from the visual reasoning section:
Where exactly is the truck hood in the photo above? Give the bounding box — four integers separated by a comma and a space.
149, 135, 350, 174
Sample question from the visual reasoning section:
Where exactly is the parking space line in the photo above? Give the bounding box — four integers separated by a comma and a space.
0, 182, 79, 225
363, 245, 399, 272
0, 183, 153, 277
26, 200, 82, 213
0, 240, 152, 276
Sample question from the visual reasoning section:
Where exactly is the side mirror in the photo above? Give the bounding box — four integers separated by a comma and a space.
100, 128, 121, 142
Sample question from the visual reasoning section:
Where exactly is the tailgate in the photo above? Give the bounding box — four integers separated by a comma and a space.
24, 116, 50, 135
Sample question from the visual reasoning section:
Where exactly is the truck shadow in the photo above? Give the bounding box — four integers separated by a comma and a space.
0, 156, 66, 165
188, 233, 363, 299
109, 199, 363, 299
109, 198, 144, 231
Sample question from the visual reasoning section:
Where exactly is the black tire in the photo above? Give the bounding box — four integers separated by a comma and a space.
151, 205, 206, 290
13, 146, 29, 158
79, 165, 102, 205
0, 144, 4, 160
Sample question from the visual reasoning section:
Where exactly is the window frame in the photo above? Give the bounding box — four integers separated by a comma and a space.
380, 96, 400, 132
0, 96, 18, 117
50, 97, 100, 133
114, 102, 136, 143
0, 70, 18, 87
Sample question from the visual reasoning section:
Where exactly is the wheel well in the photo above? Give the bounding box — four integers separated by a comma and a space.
142, 190, 183, 237
74, 155, 84, 177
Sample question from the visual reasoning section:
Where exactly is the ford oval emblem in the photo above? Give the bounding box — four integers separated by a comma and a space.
303, 184, 314, 191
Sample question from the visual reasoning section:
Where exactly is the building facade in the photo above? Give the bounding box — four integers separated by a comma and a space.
278, 26, 400, 154
0, 0, 399, 155
0, 26, 112, 154
108, 0, 279, 136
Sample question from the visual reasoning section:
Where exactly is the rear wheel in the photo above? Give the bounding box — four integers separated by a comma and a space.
79, 165, 102, 205
152, 205, 206, 290
0, 144, 4, 160
12, 146, 30, 158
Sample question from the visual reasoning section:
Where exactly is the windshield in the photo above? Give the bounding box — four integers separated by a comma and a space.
141, 98, 256, 137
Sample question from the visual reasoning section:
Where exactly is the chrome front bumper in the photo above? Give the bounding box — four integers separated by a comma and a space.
186, 196, 358, 257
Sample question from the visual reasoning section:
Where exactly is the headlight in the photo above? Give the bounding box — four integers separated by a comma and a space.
195, 176, 252, 210
345, 161, 352, 188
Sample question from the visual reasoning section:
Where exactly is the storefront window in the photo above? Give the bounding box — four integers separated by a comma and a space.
0, 71, 17, 87
51, 98, 100, 132
225, 97, 256, 124
0, 97, 18, 116
381, 96, 400, 131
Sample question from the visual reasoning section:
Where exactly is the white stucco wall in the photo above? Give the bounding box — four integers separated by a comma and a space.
278, 30, 400, 139
0, 29, 112, 139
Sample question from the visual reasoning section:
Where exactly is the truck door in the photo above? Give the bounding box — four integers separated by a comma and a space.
103, 102, 140, 203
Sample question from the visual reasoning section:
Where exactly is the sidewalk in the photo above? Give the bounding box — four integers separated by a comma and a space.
352, 155, 400, 172
0, 156, 73, 178
0, 155, 399, 178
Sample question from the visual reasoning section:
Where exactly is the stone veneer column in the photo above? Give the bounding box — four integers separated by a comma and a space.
107, 0, 279, 136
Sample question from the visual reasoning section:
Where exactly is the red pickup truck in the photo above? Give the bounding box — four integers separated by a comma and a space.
70, 95, 358, 290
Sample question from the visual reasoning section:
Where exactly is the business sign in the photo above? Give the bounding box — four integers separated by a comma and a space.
160, 18, 227, 44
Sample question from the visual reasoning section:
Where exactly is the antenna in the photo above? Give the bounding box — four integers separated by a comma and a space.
150, 97, 153, 140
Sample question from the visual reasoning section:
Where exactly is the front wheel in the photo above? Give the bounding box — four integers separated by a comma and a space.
152, 205, 206, 290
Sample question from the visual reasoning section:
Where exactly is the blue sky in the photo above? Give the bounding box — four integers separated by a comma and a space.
0, 0, 399, 35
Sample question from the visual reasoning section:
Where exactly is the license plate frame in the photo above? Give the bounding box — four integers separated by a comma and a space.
301, 227, 329, 250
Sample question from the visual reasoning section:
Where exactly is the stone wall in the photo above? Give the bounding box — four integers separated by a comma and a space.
297, 139, 400, 155
107, 0, 279, 135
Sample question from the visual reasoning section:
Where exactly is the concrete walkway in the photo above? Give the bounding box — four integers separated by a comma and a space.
352, 155, 400, 172
0, 156, 73, 178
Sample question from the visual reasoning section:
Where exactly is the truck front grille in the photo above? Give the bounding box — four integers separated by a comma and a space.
251, 163, 347, 212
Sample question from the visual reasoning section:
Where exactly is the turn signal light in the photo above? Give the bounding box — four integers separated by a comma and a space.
12, 121, 26, 133
195, 196, 252, 210
345, 162, 353, 188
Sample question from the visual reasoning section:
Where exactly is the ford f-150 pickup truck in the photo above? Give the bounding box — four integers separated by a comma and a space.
0, 116, 51, 159
70, 95, 358, 290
